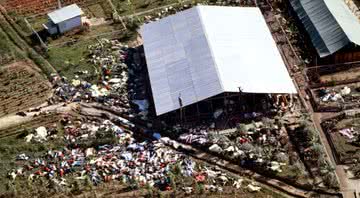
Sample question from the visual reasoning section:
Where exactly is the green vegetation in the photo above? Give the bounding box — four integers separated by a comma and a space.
0, 26, 25, 66
87, 3, 108, 18
114, 0, 181, 15
47, 38, 98, 81
26, 16, 47, 32
0, 12, 55, 77
45, 23, 136, 81
109, 0, 209, 18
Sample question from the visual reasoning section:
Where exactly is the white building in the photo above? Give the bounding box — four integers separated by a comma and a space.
44, 4, 83, 35
141, 6, 297, 116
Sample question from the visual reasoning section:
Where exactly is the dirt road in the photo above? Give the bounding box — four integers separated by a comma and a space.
0, 102, 76, 131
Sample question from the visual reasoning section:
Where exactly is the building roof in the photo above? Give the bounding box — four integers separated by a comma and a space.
290, 0, 360, 57
141, 6, 297, 116
48, 4, 83, 24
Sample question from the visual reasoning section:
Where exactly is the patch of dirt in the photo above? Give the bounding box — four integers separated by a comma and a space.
0, 60, 52, 117
320, 67, 360, 83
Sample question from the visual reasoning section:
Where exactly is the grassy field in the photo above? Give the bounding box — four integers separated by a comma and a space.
46, 22, 137, 82
114, 0, 181, 15
0, 26, 25, 66
47, 38, 99, 81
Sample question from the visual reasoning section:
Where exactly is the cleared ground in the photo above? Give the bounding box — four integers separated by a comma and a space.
0, 61, 52, 117
319, 67, 360, 83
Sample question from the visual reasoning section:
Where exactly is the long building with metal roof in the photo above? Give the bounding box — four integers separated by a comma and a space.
290, 0, 360, 58
141, 6, 297, 116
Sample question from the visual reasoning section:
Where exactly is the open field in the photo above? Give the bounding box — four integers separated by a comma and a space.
114, 0, 180, 15
47, 37, 98, 81
0, 61, 52, 117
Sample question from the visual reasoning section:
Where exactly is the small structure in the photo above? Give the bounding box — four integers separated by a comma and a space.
43, 4, 83, 35
290, 0, 360, 64
141, 6, 297, 116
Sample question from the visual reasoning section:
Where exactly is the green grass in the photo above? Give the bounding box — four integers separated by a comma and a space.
26, 16, 48, 32
0, 26, 25, 66
47, 38, 98, 81
87, 3, 108, 18
0, 11, 55, 77
114, 0, 184, 15
48, 24, 116, 46
46, 24, 135, 81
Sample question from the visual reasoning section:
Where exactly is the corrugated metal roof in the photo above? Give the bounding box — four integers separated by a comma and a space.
141, 6, 297, 116
48, 4, 82, 24
290, 0, 360, 57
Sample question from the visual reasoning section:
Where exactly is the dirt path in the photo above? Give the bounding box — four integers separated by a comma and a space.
0, 102, 77, 131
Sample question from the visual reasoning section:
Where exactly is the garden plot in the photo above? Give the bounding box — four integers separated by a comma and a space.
310, 82, 360, 112
322, 114, 360, 164
0, 61, 52, 117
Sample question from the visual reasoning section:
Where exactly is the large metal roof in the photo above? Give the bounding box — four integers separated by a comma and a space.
141, 6, 297, 116
290, 0, 360, 57
48, 4, 83, 24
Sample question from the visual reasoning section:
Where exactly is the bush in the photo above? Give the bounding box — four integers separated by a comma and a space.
27, 50, 54, 77
194, 182, 204, 194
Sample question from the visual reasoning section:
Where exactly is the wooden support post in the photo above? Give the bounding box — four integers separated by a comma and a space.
196, 102, 200, 119
210, 99, 214, 115
224, 93, 228, 117
58, 0, 62, 9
